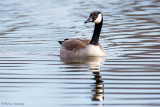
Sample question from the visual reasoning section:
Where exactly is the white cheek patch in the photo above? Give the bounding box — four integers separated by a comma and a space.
94, 14, 102, 24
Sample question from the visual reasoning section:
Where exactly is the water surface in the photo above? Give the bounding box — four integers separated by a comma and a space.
0, 0, 160, 107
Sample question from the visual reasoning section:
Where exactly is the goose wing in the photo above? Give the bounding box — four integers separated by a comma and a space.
60, 39, 90, 51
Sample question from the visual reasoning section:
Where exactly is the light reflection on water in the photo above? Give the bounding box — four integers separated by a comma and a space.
0, 0, 160, 107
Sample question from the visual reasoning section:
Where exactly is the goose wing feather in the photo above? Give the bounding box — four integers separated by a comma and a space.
61, 39, 90, 51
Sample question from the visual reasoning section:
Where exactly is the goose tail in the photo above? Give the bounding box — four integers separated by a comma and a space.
58, 39, 69, 45
58, 41, 64, 45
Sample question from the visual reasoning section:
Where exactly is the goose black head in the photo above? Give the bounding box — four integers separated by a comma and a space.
84, 11, 102, 24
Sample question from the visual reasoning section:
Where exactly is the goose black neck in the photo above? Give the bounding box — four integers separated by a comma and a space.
89, 18, 103, 45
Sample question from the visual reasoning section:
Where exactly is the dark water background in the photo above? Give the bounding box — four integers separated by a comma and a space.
0, 0, 160, 107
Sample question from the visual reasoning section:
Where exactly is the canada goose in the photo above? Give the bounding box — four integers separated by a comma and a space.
58, 11, 106, 57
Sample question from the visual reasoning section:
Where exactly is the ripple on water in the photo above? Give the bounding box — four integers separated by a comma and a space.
0, 0, 160, 107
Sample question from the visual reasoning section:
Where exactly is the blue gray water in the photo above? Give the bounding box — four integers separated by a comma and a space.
0, 0, 160, 107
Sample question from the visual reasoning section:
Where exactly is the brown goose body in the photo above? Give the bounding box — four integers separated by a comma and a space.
59, 39, 105, 57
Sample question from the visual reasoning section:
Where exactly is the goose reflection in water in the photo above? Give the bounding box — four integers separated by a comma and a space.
90, 63, 104, 101
60, 56, 105, 101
